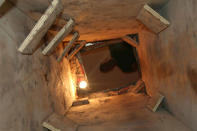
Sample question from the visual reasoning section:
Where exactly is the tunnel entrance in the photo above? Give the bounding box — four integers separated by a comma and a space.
60, 34, 190, 131
74, 35, 142, 98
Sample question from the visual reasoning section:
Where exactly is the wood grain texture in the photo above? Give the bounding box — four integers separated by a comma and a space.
68, 40, 86, 60
0, 0, 5, 7
42, 18, 75, 55
11, 0, 168, 42
137, 4, 170, 34
122, 36, 139, 47
57, 32, 79, 62
43, 113, 77, 131
18, 0, 63, 54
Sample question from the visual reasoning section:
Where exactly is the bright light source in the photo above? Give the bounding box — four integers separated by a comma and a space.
79, 81, 88, 89
85, 43, 94, 47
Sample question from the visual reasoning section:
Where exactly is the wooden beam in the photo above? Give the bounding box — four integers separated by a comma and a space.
128, 79, 145, 93
0, 0, 5, 7
42, 18, 75, 55
137, 4, 170, 34
81, 39, 122, 52
122, 36, 138, 47
68, 40, 86, 60
72, 99, 89, 107
76, 52, 89, 85
28, 11, 71, 23
147, 93, 165, 112
18, 0, 63, 54
57, 32, 79, 62
28, 12, 71, 31
42, 113, 78, 131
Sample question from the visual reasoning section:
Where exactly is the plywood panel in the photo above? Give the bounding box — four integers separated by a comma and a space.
137, 4, 170, 33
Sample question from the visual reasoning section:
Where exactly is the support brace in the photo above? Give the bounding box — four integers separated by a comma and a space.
0, 0, 5, 7
18, 0, 63, 54
137, 4, 170, 34
42, 18, 75, 55
122, 36, 139, 47
67, 40, 86, 60
57, 32, 79, 62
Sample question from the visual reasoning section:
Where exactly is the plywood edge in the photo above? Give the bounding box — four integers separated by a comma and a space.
144, 4, 170, 25
42, 122, 61, 131
42, 113, 78, 131
57, 32, 79, 62
0, 0, 5, 7
42, 18, 75, 55
18, 0, 63, 54
68, 40, 86, 60
122, 36, 139, 47
137, 4, 170, 33
147, 93, 165, 112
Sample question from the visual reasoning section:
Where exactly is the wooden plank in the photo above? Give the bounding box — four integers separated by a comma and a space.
42, 113, 78, 131
147, 93, 165, 112
57, 32, 79, 62
137, 4, 170, 34
72, 99, 89, 107
42, 18, 75, 55
128, 79, 145, 94
76, 53, 89, 84
28, 11, 71, 24
67, 40, 86, 60
122, 36, 138, 47
0, 0, 5, 7
18, 0, 63, 54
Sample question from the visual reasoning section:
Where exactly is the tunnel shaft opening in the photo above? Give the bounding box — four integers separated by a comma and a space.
73, 36, 142, 98
0, 0, 196, 131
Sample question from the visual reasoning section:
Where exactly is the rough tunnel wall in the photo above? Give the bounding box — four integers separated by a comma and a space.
0, 2, 75, 131
137, 0, 197, 130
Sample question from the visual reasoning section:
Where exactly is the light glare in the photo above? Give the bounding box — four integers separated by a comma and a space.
79, 81, 87, 89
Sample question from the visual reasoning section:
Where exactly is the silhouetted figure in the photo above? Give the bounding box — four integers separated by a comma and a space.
100, 42, 138, 73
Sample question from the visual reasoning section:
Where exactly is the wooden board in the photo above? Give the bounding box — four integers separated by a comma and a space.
57, 32, 79, 62
128, 79, 145, 93
122, 36, 139, 47
18, 0, 63, 54
72, 99, 89, 107
0, 0, 5, 7
137, 4, 170, 34
68, 40, 86, 60
42, 18, 75, 55
42, 113, 78, 131
147, 93, 165, 112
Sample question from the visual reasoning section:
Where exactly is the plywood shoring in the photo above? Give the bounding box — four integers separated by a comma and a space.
16, 0, 85, 62
137, 4, 170, 34
0, 0, 5, 7
57, 32, 79, 62
18, 0, 63, 54
42, 18, 75, 55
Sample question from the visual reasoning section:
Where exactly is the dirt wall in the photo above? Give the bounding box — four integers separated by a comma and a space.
137, 0, 197, 130
0, 2, 75, 131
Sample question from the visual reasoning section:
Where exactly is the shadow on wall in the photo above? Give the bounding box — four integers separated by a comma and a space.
148, 0, 170, 11
100, 42, 138, 73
